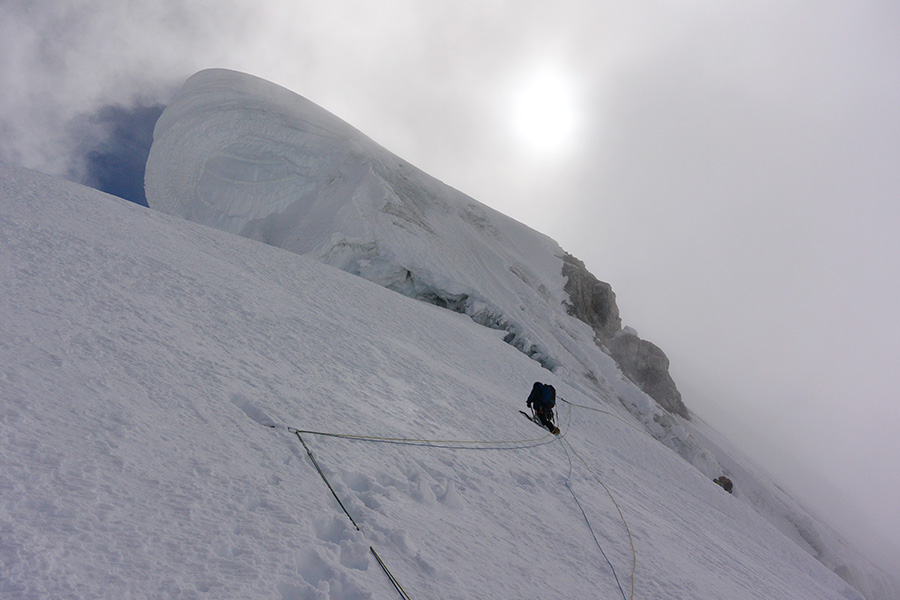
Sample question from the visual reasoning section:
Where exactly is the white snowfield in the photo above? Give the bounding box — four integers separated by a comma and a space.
1, 161, 870, 599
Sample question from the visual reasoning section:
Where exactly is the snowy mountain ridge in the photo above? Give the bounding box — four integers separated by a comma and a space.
0, 66, 896, 599
146, 69, 690, 441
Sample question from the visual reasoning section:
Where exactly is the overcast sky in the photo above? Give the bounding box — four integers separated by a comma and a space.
2, 0, 899, 573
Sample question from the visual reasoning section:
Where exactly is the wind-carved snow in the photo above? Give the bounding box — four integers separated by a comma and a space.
140, 70, 897, 599
147, 70, 610, 377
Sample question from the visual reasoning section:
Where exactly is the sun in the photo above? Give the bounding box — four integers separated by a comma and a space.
509, 65, 583, 156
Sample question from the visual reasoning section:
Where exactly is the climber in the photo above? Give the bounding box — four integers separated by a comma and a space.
714, 476, 733, 494
527, 381, 560, 435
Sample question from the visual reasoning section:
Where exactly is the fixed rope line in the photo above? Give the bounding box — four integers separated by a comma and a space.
294, 430, 361, 531
550, 401, 635, 599
559, 396, 658, 443
560, 438, 628, 600
288, 427, 551, 445
285, 424, 560, 451
278, 401, 583, 599
283, 400, 637, 600
370, 546, 414, 600
559, 398, 624, 421
563, 438, 637, 600
293, 430, 413, 600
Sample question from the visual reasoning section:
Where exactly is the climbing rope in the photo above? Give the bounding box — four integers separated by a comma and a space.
293, 429, 413, 600
556, 394, 650, 600
560, 438, 628, 600
559, 396, 656, 441
370, 546, 414, 600
562, 437, 637, 600
278, 397, 637, 600
286, 426, 556, 450
279, 407, 572, 599
294, 431, 362, 531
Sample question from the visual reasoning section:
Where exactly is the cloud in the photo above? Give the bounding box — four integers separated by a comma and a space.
0, 0, 276, 174
0, 0, 698, 186
559, 2, 900, 571
66, 103, 165, 206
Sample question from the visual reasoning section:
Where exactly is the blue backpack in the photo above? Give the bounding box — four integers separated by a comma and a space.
528, 382, 556, 410
540, 383, 556, 409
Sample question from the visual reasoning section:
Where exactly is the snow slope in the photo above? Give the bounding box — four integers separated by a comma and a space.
142, 69, 898, 599
682, 417, 900, 600
0, 161, 866, 599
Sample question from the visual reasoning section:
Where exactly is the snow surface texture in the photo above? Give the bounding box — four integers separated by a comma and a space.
2, 160, 872, 599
